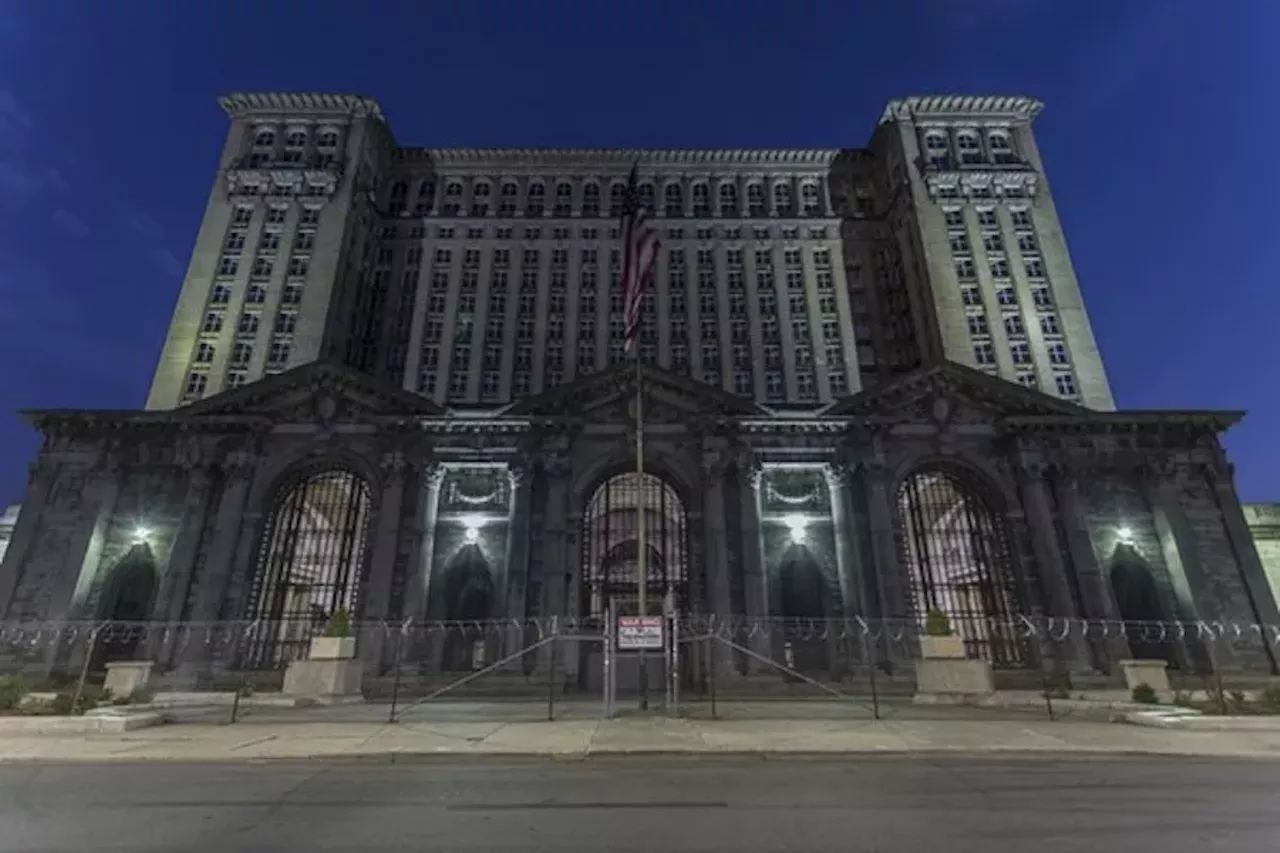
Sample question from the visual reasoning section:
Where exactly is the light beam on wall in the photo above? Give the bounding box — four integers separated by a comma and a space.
131, 526, 152, 545
1117, 526, 1134, 544
461, 514, 484, 544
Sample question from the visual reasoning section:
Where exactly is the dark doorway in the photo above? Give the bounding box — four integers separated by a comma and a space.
1109, 545, 1176, 664
94, 543, 158, 666
441, 545, 494, 671
777, 545, 828, 673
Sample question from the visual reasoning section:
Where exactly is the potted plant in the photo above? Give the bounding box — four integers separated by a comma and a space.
919, 609, 966, 659
309, 607, 356, 660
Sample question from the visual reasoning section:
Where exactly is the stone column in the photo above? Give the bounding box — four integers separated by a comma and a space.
57, 466, 123, 622
824, 464, 862, 619
401, 463, 443, 625
0, 460, 58, 618
1054, 466, 1128, 668
862, 460, 904, 621
737, 458, 770, 661
358, 452, 410, 672
1016, 460, 1093, 672
156, 468, 216, 625
503, 463, 533, 622
538, 460, 571, 673
701, 445, 732, 624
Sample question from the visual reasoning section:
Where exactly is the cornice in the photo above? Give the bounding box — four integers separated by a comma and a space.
1001, 411, 1243, 435
218, 92, 385, 121
880, 95, 1044, 125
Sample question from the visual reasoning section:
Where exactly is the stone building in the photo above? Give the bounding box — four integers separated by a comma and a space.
0, 92, 1274, 687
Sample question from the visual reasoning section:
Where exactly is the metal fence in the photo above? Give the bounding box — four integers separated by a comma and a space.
1, 615, 1276, 724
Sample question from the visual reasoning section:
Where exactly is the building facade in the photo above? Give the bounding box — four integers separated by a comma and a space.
0, 93, 1272, 688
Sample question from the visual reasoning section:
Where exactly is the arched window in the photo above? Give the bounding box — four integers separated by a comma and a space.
609, 181, 627, 217
638, 182, 655, 213
664, 182, 684, 217
582, 182, 601, 217
691, 182, 711, 217
580, 472, 689, 617
772, 182, 793, 215
244, 467, 374, 666
894, 464, 1024, 665
554, 181, 573, 216
746, 182, 766, 217
525, 181, 546, 217
718, 183, 739, 217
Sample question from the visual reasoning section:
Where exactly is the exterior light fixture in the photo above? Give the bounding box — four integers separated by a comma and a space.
131, 526, 151, 544
1117, 526, 1134, 544
461, 514, 484, 544
783, 514, 807, 543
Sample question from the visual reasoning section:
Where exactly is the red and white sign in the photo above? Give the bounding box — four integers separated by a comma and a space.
617, 615, 665, 650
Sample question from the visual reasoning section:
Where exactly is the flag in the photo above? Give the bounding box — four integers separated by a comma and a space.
619, 162, 659, 354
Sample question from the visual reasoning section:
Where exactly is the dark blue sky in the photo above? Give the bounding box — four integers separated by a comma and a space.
0, 1, 1276, 506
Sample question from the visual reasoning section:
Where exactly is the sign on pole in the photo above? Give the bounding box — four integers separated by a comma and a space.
617, 615, 664, 650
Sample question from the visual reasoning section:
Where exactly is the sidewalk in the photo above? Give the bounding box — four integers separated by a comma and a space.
4, 714, 1280, 763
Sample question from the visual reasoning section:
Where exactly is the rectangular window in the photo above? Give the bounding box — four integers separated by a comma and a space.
1054, 373, 1078, 397
973, 342, 995, 365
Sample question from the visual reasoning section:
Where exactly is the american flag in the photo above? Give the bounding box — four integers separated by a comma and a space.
619, 163, 659, 354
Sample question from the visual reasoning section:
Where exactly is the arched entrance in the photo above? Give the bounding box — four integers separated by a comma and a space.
243, 466, 374, 667
894, 464, 1026, 666
441, 545, 495, 671
580, 471, 691, 617
1109, 546, 1175, 664
777, 545, 828, 673
94, 543, 158, 666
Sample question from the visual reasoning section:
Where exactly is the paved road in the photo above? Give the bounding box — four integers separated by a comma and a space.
0, 755, 1275, 851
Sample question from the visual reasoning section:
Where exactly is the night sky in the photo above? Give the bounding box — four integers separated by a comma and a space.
0, 0, 1276, 507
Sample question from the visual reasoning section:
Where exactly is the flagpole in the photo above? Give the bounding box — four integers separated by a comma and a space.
634, 351, 648, 711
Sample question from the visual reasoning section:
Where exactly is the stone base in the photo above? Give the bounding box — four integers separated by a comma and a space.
913, 658, 995, 704
1119, 659, 1170, 694
103, 661, 153, 698
282, 658, 363, 699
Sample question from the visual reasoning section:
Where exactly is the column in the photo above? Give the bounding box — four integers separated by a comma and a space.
824, 464, 861, 618
863, 461, 904, 620
59, 469, 123, 621
401, 463, 443, 625
185, 457, 257, 627
0, 460, 57, 618
737, 458, 770, 661
156, 468, 216, 624
1016, 460, 1093, 671
502, 464, 533, 658
538, 459, 571, 672
358, 452, 410, 672
701, 449, 732, 623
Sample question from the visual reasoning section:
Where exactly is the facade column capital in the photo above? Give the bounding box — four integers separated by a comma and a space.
378, 449, 410, 482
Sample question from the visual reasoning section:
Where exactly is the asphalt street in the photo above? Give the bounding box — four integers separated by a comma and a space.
0, 754, 1276, 852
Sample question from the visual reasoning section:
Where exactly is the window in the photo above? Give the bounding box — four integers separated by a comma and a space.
554, 181, 573, 216
949, 232, 970, 254
1024, 259, 1045, 278
609, 182, 627, 217
954, 258, 975, 279
765, 373, 783, 398
230, 341, 253, 365
1047, 342, 1069, 365
224, 231, 246, 253
582, 182, 600, 217
663, 183, 684, 217
983, 233, 1004, 253
274, 312, 297, 334
525, 182, 545, 217
184, 372, 208, 396
1003, 314, 1024, 337
773, 183, 793, 215
1010, 342, 1032, 366
193, 341, 215, 363
232, 205, 253, 225
1017, 233, 1039, 254
1032, 287, 1053, 309
956, 132, 982, 165
1040, 314, 1061, 335
691, 183, 711, 217
961, 286, 982, 307
245, 284, 266, 304
966, 313, 989, 336
996, 287, 1017, 307
718, 183, 739, 217
282, 283, 303, 305
1054, 373, 1078, 397
746, 183, 766, 217
210, 283, 231, 304
237, 313, 260, 336
943, 209, 964, 227
976, 209, 997, 228
800, 182, 821, 216
293, 231, 314, 253
973, 341, 995, 365
1010, 209, 1032, 227
267, 341, 290, 365
989, 259, 1010, 278
287, 256, 309, 277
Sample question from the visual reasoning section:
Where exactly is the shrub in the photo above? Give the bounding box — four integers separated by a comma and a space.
924, 609, 952, 637
0, 676, 31, 711
323, 608, 351, 638
1131, 683, 1159, 704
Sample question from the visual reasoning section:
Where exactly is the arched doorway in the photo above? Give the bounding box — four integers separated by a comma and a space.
243, 466, 374, 667
94, 543, 158, 666
1109, 546, 1175, 664
441, 545, 495, 671
580, 471, 691, 617
777, 545, 828, 673
894, 464, 1025, 666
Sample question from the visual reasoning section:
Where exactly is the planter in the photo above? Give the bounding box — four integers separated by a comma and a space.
309, 636, 356, 660
282, 658, 363, 700
919, 635, 966, 660
913, 657, 996, 704
104, 660, 154, 697
1119, 659, 1171, 694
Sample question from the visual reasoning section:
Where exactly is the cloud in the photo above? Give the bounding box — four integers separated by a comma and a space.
122, 210, 163, 240
44, 166, 71, 192
148, 247, 184, 277
50, 209, 90, 238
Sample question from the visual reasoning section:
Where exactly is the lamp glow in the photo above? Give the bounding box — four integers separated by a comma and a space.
783, 514, 807, 543
1117, 526, 1134, 544
461, 514, 484, 544
131, 526, 151, 544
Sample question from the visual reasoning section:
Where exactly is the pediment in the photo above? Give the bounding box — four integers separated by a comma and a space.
181, 361, 444, 422
825, 361, 1085, 423
507, 362, 763, 420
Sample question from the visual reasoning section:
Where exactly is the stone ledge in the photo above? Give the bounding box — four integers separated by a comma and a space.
0, 711, 163, 735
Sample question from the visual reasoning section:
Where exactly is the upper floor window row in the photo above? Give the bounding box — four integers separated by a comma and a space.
390, 176, 830, 219
921, 128, 1021, 168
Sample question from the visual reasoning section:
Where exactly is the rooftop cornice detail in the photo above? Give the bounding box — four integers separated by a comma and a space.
880, 95, 1044, 125
391, 148, 843, 169
218, 92, 386, 121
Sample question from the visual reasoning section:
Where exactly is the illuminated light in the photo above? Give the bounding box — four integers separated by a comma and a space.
131, 526, 151, 544
1117, 526, 1134, 544
783, 514, 807, 543
462, 514, 484, 544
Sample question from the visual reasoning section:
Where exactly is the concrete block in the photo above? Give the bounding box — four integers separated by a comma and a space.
920, 635, 966, 660
1119, 659, 1170, 693
309, 637, 356, 660
103, 661, 153, 698
913, 658, 995, 704
282, 658, 362, 699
